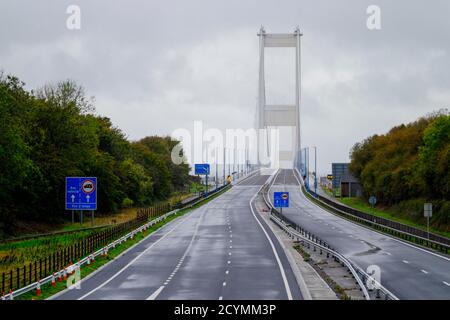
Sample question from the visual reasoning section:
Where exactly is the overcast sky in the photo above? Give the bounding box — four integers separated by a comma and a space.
1, 0, 449, 174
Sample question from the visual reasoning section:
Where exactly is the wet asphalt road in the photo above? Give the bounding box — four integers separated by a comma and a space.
53, 171, 302, 300
270, 169, 450, 300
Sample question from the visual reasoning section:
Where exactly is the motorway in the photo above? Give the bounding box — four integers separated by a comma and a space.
52, 170, 302, 300
269, 169, 450, 299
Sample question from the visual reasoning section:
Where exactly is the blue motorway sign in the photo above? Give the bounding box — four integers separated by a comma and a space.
195, 163, 210, 175
274, 192, 289, 208
65, 177, 97, 210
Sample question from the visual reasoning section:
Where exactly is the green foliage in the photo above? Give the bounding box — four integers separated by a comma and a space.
0, 74, 191, 236
349, 110, 450, 231
121, 197, 134, 208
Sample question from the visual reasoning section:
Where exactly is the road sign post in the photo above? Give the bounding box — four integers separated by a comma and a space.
66, 177, 97, 224
424, 203, 432, 240
195, 164, 210, 197
369, 196, 377, 208
274, 192, 289, 214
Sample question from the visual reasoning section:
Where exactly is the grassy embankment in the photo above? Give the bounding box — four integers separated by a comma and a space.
0, 192, 196, 276
338, 197, 450, 239
11, 185, 230, 300
320, 186, 450, 238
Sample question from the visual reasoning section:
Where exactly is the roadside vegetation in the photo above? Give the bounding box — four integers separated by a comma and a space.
0, 72, 192, 238
349, 110, 450, 234
15, 185, 230, 300
338, 197, 450, 239
0, 190, 199, 276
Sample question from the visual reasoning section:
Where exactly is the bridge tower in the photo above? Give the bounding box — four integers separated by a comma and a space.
257, 27, 302, 168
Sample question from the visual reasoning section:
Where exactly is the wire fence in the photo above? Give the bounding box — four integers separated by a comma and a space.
0, 203, 171, 296
294, 169, 450, 254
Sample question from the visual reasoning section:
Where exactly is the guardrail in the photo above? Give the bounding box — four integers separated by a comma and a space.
261, 170, 398, 300
294, 169, 450, 255
1, 183, 231, 300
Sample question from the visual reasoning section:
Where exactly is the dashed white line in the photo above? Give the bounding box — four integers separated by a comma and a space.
403, 260, 410, 264
219, 296, 223, 300
147, 286, 165, 300
145, 209, 205, 300
223, 282, 227, 286
225, 270, 229, 274
249, 186, 293, 300
78, 214, 192, 300
421, 270, 428, 274
443, 281, 450, 287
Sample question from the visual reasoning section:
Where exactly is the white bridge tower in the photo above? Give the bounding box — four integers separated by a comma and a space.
257, 27, 302, 168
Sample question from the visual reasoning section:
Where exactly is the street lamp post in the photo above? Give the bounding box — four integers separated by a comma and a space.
215, 148, 218, 190
313, 146, 317, 195
223, 147, 226, 186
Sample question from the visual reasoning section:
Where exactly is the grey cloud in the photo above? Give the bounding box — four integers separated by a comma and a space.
0, 0, 449, 174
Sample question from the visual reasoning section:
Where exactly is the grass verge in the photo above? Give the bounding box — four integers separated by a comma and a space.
293, 244, 350, 300
14, 185, 230, 300
338, 197, 450, 239
303, 187, 450, 252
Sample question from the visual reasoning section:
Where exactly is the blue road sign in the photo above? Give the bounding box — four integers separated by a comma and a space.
66, 177, 97, 210
274, 192, 289, 208
195, 163, 210, 175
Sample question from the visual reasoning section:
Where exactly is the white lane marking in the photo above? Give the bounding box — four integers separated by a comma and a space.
147, 286, 165, 300
249, 187, 293, 300
421, 270, 428, 274
230, 246, 233, 249
229, 240, 232, 243
225, 270, 229, 274
443, 281, 450, 286
228, 252, 232, 256
78, 215, 192, 300
385, 251, 392, 256
219, 296, 223, 300
403, 260, 409, 264
145, 209, 205, 300
291, 171, 450, 263
227, 260, 231, 264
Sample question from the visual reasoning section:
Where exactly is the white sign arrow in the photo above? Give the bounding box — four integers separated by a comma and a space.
86, 195, 90, 203
71, 194, 75, 203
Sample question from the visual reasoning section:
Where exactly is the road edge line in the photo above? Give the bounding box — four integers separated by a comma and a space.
249, 184, 293, 300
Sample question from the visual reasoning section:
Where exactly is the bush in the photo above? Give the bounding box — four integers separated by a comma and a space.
349, 110, 450, 232
121, 198, 134, 208
0, 74, 191, 236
